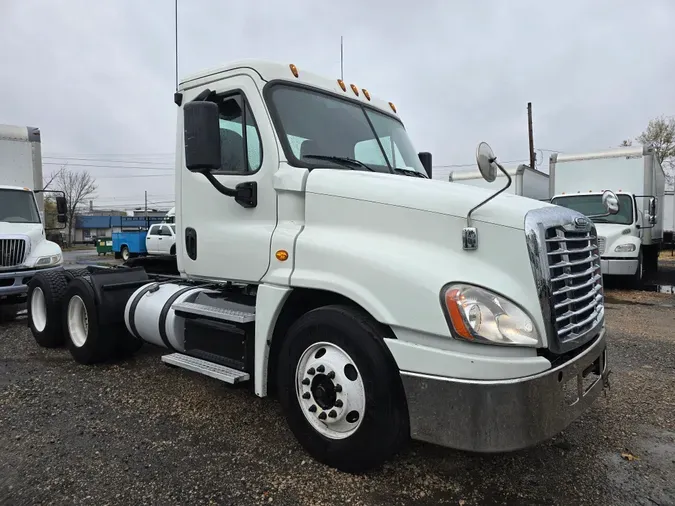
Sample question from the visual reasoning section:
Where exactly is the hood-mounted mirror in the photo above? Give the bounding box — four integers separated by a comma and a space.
462, 142, 513, 251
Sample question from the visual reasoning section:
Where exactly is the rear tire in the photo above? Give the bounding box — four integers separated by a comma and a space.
62, 278, 115, 364
170, 245, 176, 256
121, 246, 130, 262
276, 305, 409, 473
27, 270, 69, 347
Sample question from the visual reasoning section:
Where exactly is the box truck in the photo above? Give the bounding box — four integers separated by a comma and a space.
449, 164, 549, 200
549, 145, 666, 285
0, 124, 66, 321
25, 61, 610, 472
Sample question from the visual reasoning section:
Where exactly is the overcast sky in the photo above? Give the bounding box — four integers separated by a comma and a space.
1, 0, 674, 209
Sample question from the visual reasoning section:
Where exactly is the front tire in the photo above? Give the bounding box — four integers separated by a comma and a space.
631, 249, 644, 288
277, 305, 409, 473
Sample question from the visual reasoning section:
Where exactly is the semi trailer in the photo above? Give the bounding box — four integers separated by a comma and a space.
449, 164, 549, 201
0, 124, 66, 322
26, 60, 611, 472
550, 145, 666, 285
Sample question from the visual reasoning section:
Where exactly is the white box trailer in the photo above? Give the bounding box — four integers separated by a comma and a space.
664, 191, 674, 234
0, 124, 66, 321
549, 144, 666, 284
449, 164, 549, 201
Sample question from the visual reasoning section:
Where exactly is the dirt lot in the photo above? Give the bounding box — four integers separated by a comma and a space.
1, 275, 674, 505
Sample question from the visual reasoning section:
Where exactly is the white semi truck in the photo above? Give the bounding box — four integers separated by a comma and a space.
449, 164, 549, 201
25, 61, 611, 472
550, 145, 666, 285
0, 124, 67, 321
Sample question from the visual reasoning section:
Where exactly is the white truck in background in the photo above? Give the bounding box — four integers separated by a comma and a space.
0, 124, 67, 321
664, 191, 674, 244
25, 61, 611, 472
549, 145, 666, 285
449, 164, 549, 201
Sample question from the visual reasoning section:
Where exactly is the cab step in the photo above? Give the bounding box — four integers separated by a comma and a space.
172, 301, 255, 323
161, 353, 250, 384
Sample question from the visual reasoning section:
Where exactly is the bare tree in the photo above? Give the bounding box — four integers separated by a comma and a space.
636, 115, 675, 187
619, 139, 632, 147
51, 168, 97, 246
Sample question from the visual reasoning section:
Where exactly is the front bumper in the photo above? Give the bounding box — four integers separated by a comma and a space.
400, 328, 608, 452
600, 258, 638, 276
0, 266, 63, 299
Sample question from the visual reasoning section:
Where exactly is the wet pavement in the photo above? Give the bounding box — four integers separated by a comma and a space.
1, 284, 674, 506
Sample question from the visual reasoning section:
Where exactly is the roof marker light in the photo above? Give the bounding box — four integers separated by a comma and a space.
350, 84, 359, 96
362, 89, 371, 101
337, 79, 346, 91
289, 64, 299, 78
389, 102, 397, 113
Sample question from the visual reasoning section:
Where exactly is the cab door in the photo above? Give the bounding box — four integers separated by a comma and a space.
178, 72, 279, 283
145, 225, 160, 254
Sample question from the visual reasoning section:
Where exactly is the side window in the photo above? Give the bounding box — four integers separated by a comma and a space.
160, 225, 171, 236
217, 93, 263, 173
148, 225, 159, 236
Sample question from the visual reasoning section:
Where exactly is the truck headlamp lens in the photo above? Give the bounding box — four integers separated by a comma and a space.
36, 254, 62, 266
442, 284, 539, 347
614, 243, 636, 252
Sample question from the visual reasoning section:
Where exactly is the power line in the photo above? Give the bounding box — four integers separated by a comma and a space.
43, 162, 173, 171
44, 156, 173, 166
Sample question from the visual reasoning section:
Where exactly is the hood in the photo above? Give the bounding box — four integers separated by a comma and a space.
304, 169, 553, 230
0, 222, 43, 241
594, 222, 638, 254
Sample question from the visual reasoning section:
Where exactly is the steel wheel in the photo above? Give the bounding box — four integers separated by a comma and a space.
30, 287, 47, 332
295, 341, 366, 439
67, 295, 89, 348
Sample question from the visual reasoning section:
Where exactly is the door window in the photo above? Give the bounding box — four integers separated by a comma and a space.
215, 93, 263, 173
159, 225, 172, 236
148, 225, 160, 236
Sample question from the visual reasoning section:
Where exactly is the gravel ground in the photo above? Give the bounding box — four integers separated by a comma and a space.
1, 287, 674, 506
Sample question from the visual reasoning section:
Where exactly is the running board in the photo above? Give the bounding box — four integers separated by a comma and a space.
172, 301, 255, 323
161, 353, 250, 384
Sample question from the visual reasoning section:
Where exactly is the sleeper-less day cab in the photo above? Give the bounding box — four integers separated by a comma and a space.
26, 61, 611, 472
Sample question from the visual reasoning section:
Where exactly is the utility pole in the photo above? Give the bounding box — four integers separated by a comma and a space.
144, 190, 148, 228
340, 36, 344, 81
527, 102, 536, 170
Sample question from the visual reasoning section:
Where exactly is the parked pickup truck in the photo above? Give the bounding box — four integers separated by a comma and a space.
113, 223, 177, 261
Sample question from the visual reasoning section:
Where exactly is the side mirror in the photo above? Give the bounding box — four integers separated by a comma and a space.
648, 197, 657, 225
475, 142, 498, 182
56, 196, 67, 223
183, 101, 221, 172
418, 152, 432, 178
601, 190, 620, 215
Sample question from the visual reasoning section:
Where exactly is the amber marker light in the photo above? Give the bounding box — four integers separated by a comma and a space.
337, 79, 346, 91
444, 289, 474, 340
289, 64, 299, 78
276, 250, 289, 261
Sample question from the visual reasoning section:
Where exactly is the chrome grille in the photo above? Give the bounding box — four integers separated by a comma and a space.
525, 207, 604, 355
545, 228, 603, 343
597, 236, 606, 255
0, 238, 28, 268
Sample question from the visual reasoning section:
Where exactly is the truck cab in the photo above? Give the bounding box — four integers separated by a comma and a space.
26, 61, 611, 472
550, 145, 666, 284
0, 125, 66, 321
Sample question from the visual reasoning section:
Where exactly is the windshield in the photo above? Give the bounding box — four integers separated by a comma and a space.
0, 189, 41, 223
552, 194, 634, 225
266, 84, 426, 175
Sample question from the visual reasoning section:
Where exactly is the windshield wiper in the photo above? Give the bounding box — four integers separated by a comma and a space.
303, 154, 375, 172
393, 168, 427, 178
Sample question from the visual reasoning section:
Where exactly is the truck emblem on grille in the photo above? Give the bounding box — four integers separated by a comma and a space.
574, 217, 589, 229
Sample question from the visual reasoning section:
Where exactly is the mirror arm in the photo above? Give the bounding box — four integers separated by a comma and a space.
199, 171, 257, 208
466, 159, 512, 227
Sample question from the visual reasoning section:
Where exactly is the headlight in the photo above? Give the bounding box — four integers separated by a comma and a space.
36, 254, 62, 267
442, 284, 539, 347
614, 243, 636, 252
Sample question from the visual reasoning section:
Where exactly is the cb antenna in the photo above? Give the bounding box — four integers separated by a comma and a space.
340, 35, 344, 81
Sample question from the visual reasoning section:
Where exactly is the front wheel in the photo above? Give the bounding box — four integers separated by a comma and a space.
631, 249, 644, 288
277, 305, 409, 473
